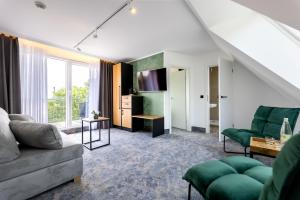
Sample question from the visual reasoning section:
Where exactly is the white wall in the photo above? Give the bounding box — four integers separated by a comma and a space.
163, 50, 300, 134
233, 61, 300, 133
164, 50, 225, 131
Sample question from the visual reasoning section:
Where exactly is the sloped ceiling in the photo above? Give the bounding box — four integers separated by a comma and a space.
231, 0, 300, 31
0, 0, 217, 62
186, 0, 300, 102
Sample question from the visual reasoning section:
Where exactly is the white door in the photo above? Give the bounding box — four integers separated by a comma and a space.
218, 58, 233, 141
170, 69, 187, 130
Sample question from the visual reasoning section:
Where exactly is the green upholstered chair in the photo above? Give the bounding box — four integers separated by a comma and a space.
222, 106, 300, 156
183, 133, 300, 200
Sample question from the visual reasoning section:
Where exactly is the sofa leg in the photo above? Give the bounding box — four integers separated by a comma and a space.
188, 183, 191, 200
74, 176, 81, 184
223, 135, 249, 157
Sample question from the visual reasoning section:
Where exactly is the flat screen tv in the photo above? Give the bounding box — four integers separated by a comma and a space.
137, 68, 167, 91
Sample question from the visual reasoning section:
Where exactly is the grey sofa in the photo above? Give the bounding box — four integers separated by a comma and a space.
0, 111, 83, 200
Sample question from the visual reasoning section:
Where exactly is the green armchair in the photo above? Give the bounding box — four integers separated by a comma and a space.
222, 106, 299, 156
183, 133, 300, 200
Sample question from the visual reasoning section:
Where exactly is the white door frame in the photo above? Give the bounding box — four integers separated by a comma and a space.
206, 65, 220, 134
218, 57, 234, 142
168, 67, 190, 133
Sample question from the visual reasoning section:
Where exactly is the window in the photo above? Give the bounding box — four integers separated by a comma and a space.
47, 57, 90, 129
71, 64, 90, 127
47, 58, 67, 128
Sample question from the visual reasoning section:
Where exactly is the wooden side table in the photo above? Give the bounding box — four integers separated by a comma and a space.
132, 115, 164, 138
250, 137, 281, 158
81, 117, 110, 150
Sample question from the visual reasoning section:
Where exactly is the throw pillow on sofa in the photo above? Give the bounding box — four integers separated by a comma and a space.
8, 114, 35, 122
9, 121, 63, 150
0, 107, 20, 163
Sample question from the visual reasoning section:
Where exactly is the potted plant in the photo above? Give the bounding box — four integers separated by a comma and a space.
91, 110, 101, 119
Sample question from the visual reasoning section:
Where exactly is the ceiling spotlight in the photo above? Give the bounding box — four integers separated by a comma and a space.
34, 1, 47, 10
93, 30, 98, 39
130, 6, 137, 15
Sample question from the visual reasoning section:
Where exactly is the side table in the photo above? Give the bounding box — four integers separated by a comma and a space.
81, 117, 111, 150
250, 137, 281, 158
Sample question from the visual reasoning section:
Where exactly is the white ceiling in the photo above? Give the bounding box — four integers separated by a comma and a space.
0, 0, 217, 62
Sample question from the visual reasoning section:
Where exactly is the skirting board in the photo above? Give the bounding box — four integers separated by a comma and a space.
191, 126, 206, 133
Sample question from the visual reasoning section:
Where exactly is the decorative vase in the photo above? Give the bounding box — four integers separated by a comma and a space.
91, 110, 100, 119
280, 118, 293, 144
93, 114, 99, 119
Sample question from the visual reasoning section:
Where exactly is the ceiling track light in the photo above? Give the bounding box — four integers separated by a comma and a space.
93, 29, 98, 39
74, 0, 134, 51
34, 1, 47, 10
130, 6, 137, 15
129, 2, 137, 15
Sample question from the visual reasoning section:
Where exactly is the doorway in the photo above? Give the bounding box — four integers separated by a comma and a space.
170, 68, 187, 130
209, 66, 219, 135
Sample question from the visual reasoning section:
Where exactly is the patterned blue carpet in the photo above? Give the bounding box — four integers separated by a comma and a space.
31, 129, 273, 200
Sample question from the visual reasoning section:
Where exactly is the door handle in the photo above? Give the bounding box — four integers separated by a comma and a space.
220, 96, 228, 99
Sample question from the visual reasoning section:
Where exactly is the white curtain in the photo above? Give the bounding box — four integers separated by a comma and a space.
88, 62, 100, 117
19, 43, 48, 123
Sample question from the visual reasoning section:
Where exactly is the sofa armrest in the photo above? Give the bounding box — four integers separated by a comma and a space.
9, 114, 35, 122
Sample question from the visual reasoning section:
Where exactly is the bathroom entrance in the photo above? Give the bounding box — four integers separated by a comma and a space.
209, 66, 219, 135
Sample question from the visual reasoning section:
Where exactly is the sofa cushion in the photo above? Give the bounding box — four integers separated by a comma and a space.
263, 108, 300, 139
262, 123, 281, 140
0, 107, 20, 164
183, 156, 271, 200
222, 128, 261, 147
0, 133, 83, 182
8, 114, 35, 122
9, 121, 63, 150
251, 106, 273, 133
259, 134, 300, 200
220, 156, 264, 174
244, 166, 272, 184
206, 174, 263, 200
183, 160, 237, 196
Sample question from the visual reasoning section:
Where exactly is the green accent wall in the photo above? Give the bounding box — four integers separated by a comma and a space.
130, 53, 164, 115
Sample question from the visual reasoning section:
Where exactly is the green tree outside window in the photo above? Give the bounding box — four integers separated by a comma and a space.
48, 83, 89, 123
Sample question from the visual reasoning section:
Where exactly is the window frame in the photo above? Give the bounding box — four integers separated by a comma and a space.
47, 56, 90, 129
